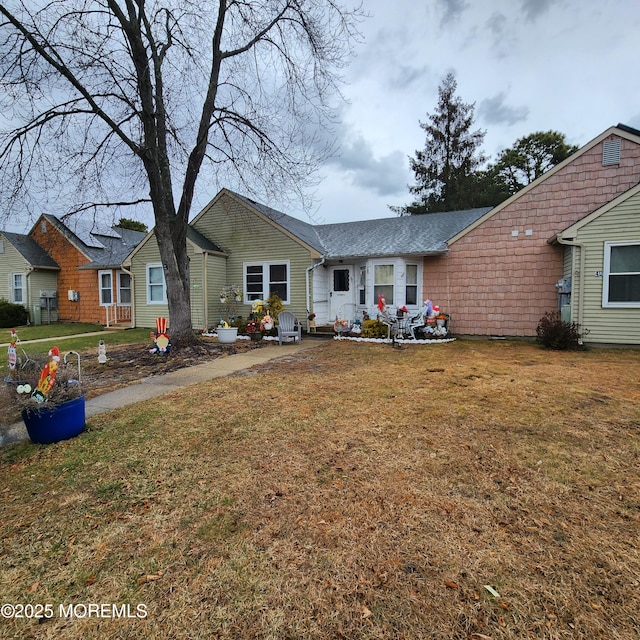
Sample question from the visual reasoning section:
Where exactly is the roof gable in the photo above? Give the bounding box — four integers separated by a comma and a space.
1, 232, 60, 269
448, 124, 640, 246
555, 182, 640, 241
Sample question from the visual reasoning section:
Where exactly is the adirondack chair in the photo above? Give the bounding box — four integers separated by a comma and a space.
277, 311, 302, 345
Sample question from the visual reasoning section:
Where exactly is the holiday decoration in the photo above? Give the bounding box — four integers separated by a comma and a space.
7, 329, 18, 376
150, 317, 171, 354
32, 346, 61, 403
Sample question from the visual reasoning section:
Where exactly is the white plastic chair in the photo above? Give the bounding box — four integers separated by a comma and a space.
277, 311, 302, 345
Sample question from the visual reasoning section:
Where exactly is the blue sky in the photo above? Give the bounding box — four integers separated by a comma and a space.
289, 0, 640, 224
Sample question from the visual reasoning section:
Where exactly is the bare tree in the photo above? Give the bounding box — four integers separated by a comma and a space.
0, 0, 362, 345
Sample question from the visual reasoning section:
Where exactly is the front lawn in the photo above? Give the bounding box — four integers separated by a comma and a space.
1, 340, 639, 639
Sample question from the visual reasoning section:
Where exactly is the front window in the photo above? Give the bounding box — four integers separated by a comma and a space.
99, 270, 113, 306
118, 272, 132, 305
603, 241, 640, 307
333, 268, 350, 292
358, 266, 366, 305
406, 264, 418, 306
147, 264, 167, 304
374, 264, 394, 305
11, 273, 24, 304
244, 262, 289, 303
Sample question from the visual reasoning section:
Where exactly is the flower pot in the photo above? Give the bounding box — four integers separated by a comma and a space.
262, 322, 273, 331
22, 395, 86, 444
436, 319, 446, 327
249, 331, 263, 341
216, 327, 238, 344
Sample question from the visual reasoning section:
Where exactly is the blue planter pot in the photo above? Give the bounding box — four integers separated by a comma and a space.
22, 395, 86, 444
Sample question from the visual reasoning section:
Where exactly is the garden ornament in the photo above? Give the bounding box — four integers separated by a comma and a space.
98, 339, 107, 363
7, 328, 18, 375
150, 317, 171, 354
32, 346, 61, 403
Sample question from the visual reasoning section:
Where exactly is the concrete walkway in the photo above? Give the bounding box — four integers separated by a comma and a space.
1, 340, 321, 447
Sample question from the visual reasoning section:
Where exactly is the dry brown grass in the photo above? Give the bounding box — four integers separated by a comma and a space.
1, 339, 639, 639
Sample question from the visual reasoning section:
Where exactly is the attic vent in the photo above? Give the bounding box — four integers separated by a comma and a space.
602, 139, 621, 166
0, 240, 4, 253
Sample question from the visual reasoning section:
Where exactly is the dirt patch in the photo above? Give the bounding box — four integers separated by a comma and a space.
1, 337, 270, 427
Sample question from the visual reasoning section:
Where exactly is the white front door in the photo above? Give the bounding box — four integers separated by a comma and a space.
329, 266, 356, 321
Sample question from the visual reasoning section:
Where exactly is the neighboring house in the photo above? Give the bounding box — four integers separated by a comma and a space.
426, 123, 640, 343
0, 214, 145, 325
127, 188, 490, 330
28, 215, 145, 326
552, 183, 640, 344
0, 231, 60, 323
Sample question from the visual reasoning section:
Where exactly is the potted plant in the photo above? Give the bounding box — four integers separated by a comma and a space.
216, 285, 242, 343
246, 318, 262, 341
12, 345, 85, 444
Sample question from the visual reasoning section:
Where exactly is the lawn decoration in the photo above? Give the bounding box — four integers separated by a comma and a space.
150, 317, 171, 354
31, 346, 61, 403
7, 329, 18, 377
260, 313, 273, 331
98, 339, 107, 363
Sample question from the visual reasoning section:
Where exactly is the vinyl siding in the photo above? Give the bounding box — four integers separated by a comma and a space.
27, 271, 59, 323
130, 236, 168, 329
130, 235, 226, 330
192, 192, 314, 321
0, 236, 29, 303
206, 253, 227, 329
574, 190, 640, 344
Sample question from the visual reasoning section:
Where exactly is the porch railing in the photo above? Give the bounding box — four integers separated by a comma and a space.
105, 304, 132, 327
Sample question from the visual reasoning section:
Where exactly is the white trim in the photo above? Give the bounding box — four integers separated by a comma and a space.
10, 272, 25, 304
243, 260, 290, 304
602, 241, 640, 308
117, 270, 132, 306
98, 270, 113, 306
146, 263, 167, 305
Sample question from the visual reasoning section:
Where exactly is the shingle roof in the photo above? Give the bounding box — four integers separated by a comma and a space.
40, 215, 146, 269
2, 232, 59, 269
228, 190, 490, 258
314, 208, 493, 258
187, 225, 226, 254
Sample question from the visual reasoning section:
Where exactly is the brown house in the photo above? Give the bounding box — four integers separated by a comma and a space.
26, 214, 145, 325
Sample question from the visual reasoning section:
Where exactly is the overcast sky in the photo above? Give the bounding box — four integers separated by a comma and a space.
286, 0, 640, 225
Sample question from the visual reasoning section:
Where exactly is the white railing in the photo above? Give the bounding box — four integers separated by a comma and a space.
105, 304, 132, 327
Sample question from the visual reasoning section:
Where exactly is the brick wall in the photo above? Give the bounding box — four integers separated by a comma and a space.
426, 134, 640, 337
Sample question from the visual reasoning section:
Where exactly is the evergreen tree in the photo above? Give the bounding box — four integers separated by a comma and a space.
394, 73, 487, 214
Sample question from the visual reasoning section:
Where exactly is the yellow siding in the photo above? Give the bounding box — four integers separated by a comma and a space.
192, 193, 314, 321
575, 191, 640, 344
130, 236, 168, 329
0, 236, 29, 302
206, 254, 227, 329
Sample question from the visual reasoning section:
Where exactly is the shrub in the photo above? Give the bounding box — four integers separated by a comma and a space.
536, 311, 583, 350
0, 299, 28, 328
361, 319, 388, 339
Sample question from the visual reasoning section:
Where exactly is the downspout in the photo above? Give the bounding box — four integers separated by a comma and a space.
306, 256, 326, 331
555, 236, 586, 330
120, 264, 136, 328
203, 252, 208, 331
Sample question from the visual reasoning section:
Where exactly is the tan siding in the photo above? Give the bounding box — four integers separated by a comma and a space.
206, 254, 227, 329
0, 235, 29, 303
193, 193, 313, 321
130, 236, 168, 329
575, 191, 640, 344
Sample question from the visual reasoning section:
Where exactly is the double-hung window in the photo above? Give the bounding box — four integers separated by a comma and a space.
406, 264, 418, 306
244, 262, 289, 303
603, 241, 640, 307
147, 264, 167, 304
98, 270, 113, 306
11, 273, 24, 304
374, 264, 394, 305
118, 271, 132, 305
